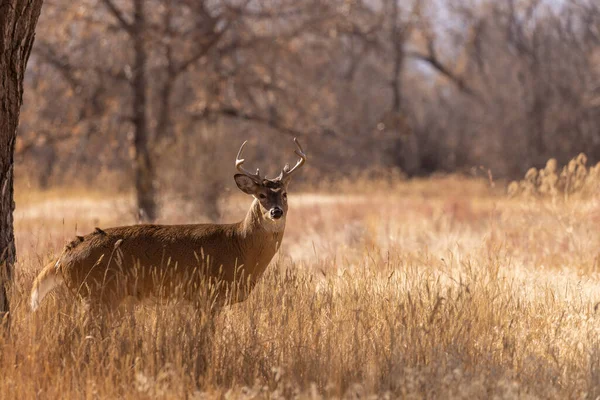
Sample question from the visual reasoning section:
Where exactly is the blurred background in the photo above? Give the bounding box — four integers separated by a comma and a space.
15, 0, 600, 220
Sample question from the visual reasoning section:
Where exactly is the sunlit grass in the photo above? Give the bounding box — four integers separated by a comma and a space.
4, 168, 600, 398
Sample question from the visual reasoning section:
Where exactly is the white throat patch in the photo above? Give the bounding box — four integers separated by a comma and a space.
262, 216, 286, 233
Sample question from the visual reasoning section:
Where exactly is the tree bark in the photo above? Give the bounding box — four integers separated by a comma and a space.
390, 0, 404, 114
131, 0, 156, 222
0, 0, 44, 321
386, 0, 419, 175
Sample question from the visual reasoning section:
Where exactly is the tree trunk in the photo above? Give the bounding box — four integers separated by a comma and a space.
387, 0, 418, 175
131, 0, 156, 222
390, 0, 403, 114
0, 0, 44, 322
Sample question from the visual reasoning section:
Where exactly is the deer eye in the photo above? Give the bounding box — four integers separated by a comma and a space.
258, 194, 267, 199
282, 193, 287, 200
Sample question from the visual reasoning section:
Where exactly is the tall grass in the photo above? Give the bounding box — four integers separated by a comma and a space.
4, 165, 600, 398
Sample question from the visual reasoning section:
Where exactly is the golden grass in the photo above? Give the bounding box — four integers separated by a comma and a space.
3, 172, 600, 398
508, 153, 600, 199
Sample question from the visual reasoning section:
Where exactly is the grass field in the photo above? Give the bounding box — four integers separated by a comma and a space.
2, 170, 600, 398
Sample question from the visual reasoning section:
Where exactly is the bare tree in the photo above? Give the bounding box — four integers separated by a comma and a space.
0, 0, 44, 322
28, 1, 335, 217
95, 0, 156, 220
19, 0, 600, 187
383, 0, 419, 173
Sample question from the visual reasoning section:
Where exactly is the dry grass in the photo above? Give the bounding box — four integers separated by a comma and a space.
3, 170, 600, 398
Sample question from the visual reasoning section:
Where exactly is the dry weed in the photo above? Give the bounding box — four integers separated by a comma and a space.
3, 174, 600, 398
508, 153, 600, 199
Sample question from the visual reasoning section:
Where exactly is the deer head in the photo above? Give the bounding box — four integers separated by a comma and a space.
234, 138, 306, 228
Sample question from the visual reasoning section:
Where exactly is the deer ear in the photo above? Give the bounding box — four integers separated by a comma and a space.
234, 174, 260, 195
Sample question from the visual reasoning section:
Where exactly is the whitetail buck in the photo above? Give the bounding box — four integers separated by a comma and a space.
30, 138, 306, 313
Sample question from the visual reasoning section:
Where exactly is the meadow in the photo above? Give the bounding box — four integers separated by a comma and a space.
2, 157, 600, 399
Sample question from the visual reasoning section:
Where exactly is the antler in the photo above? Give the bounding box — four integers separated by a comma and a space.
280, 138, 307, 181
236, 140, 263, 182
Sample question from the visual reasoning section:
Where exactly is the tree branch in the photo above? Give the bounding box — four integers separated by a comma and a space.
192, 105, 360, 148
16, 132, 72, 156
406, 47, 479, 98
99, 0, 133, 35
32, 45, 81, 90
197, 106, 303, 138
174, 23, 230, 76
189, 106, 362, 174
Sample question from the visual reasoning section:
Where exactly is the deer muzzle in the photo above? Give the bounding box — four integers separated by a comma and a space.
270, 207, 284, 220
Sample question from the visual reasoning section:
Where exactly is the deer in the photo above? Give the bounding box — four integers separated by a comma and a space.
30, 138, 306, 314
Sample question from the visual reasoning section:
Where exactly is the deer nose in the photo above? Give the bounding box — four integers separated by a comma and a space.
270, 207, 283, 219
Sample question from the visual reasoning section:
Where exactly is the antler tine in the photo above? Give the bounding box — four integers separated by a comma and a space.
281, 137, 307, 179
235, 140, 262, 181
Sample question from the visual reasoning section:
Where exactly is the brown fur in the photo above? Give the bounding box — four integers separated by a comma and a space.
30, 138, 305, 313
31, 198, 286, 312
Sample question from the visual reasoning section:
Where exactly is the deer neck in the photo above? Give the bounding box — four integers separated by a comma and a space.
241, 198, 286, 236
234, 199, 285, 277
